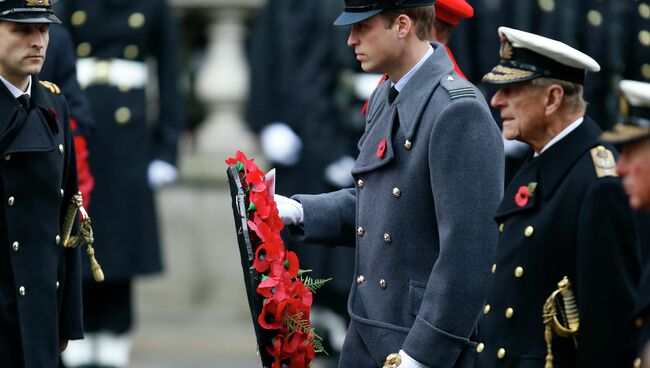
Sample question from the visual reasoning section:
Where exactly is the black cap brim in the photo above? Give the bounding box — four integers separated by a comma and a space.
333, 9, 383, 26
0, 12, 61, 24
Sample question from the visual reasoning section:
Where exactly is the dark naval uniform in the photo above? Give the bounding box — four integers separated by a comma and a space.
0, 77, 83, 368
290, 43, 504, 367
475, 119, 640, 367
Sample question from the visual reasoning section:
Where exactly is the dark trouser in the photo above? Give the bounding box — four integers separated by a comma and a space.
83, 280, 132, 334
0, 302, 23, 368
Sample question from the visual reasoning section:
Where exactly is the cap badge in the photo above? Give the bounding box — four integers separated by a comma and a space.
26, 0, 49, 6
500, 37, 513, 60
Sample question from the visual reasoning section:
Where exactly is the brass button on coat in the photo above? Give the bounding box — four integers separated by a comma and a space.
55, 235, 61, 245
12, 241, 19, 252
499, 223, 504, 232
497, 348, 506, 359
392, 188, 401, 198
635, 317, 644, 328
514, 267, 524, 278
58, 144, 64, 154
357, 179, 364, 188
115, 107, 132, 124
77, 42, 92, 57
379, 279, 387, 289
8, 196, 14, 207
491, 264, 497, 274
505, 308, 514, 319
56, 281, 60, 289
524, 226, 534, 237
634, 357, 641, 368
357, 227, 365, 236
19, 286, 25, 296
404, 140, 412, 150
476, 343, 484, 353
71, 10, 87, 26
60, 188, 65, 197
356, 275, 365, 284
128, 12, 146, 28
483, 304, 491, 315
4, 155, 10, 161
383, 233, 392, 243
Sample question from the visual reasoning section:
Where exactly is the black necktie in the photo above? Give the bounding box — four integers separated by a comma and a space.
17, 94, 30, 110
388, 86, 399, 103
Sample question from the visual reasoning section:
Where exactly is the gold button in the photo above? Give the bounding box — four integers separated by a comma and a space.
515, 266, 524, 278
58, 144, 64, 154
124, 44, 139, 59
115, 107, 131, 125
491, 264, 497, 274
640, 30, 650, 47
499, 223, 504, 233
55, 235, 61, 245
70, 10, 87, 26
476, 343, 485, 353
60, 188, 64, 198
505, 307, 514, 319
56, 281, 60, 289
392, 188, 401, 198
356, 275, 365, 284
404, 140, 412, 150
76, 42, 92, 57
539, 0, 555, 12
383, 233, 392, 243
19, 286, 25, 296
634, 357, 641, 368
12, 241, 19, 252
587, 10, 602, 27
483, 304, 491, 315
641, 3, 650, 19
497, 348, 506, 359
635, 317, 644, 328
447, 75, 455, 82
357, 227, 365, 236
8, 196, 14, 207
524, 226, 534, 237
4, 155, 10, 161
379, 279, 387, 289
643, 64, 650, 80
357, 179, 364, 188
128, 12, 146, 28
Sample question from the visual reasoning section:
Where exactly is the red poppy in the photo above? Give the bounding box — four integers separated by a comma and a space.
254, 242, 284, 273
258, 275, 288, 301
259, 299, 288, 330
284, 251, 300, 278
376, 138, 387, 159
515, 185, 530, 207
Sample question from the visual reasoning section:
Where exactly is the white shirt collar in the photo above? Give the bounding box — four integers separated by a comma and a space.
0, 75, 32, 98
392, 45, 434, 92
535, 116, 584, 157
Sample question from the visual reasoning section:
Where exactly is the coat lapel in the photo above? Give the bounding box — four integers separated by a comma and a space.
495, 155, 540, 219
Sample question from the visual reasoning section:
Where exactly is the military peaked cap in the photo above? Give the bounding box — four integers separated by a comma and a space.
601, 80, 650, 144
0, 0, 60, 24
334, 0, 435, 26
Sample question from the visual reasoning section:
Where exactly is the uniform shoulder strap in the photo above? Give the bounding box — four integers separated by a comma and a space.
590, 145, 619, 178
39, 80, 61, 94
439, 74, 476, 101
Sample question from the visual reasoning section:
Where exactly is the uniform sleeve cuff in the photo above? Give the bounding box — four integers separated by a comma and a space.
403, 315, 470, 367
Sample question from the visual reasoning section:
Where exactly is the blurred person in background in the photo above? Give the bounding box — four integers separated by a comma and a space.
0, 1, 83, 367
54, 1, 186, 367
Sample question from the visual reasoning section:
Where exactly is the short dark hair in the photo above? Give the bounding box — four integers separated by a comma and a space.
379, 6, 436, 41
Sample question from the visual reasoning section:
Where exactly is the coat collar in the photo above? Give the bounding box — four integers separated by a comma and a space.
391, 42, 455, 141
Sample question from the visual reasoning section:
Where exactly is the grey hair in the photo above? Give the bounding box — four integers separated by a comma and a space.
531, 78, 587, 113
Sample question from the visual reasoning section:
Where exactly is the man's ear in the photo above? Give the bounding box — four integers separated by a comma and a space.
395, 14, 413, 38
545, 84, 564, 116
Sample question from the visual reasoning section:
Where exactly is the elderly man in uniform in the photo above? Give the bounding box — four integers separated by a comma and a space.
475, 27, 640, 368
275, 0, 504, 367
601, 80, 650, 368
0, 0, 83, 367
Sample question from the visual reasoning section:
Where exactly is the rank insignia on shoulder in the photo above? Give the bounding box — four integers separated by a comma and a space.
39, 80, 61, 94
440, 74, 476, 101
590, 145, 618, 178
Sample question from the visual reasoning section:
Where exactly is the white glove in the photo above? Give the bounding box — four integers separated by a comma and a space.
274, 194, 304, 226
260, 123, 302, 166
148, 159, 178, 189
324, 155, 355, 188
397, 350, 428, 368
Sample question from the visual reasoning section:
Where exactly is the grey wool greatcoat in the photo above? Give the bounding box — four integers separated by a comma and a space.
290, 43, 504, 367
0, 77, 83, 368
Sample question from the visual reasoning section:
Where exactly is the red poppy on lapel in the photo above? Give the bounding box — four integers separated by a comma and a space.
376, 138, 387, 159
515, 182, 537, 207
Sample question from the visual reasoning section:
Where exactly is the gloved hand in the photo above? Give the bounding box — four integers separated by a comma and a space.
274, 194, 304, 226
324, 155, 355, 188
397, 350, 428, 368
260, 123, 302, 166
148, 159, 178, 189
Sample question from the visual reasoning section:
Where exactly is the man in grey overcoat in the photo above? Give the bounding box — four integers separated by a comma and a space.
276, 0, 504, 367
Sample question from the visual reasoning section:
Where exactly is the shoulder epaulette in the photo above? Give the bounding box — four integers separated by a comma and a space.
590, 145, 618, 178
440, 74, 476, 101
39, 80, 61, 94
